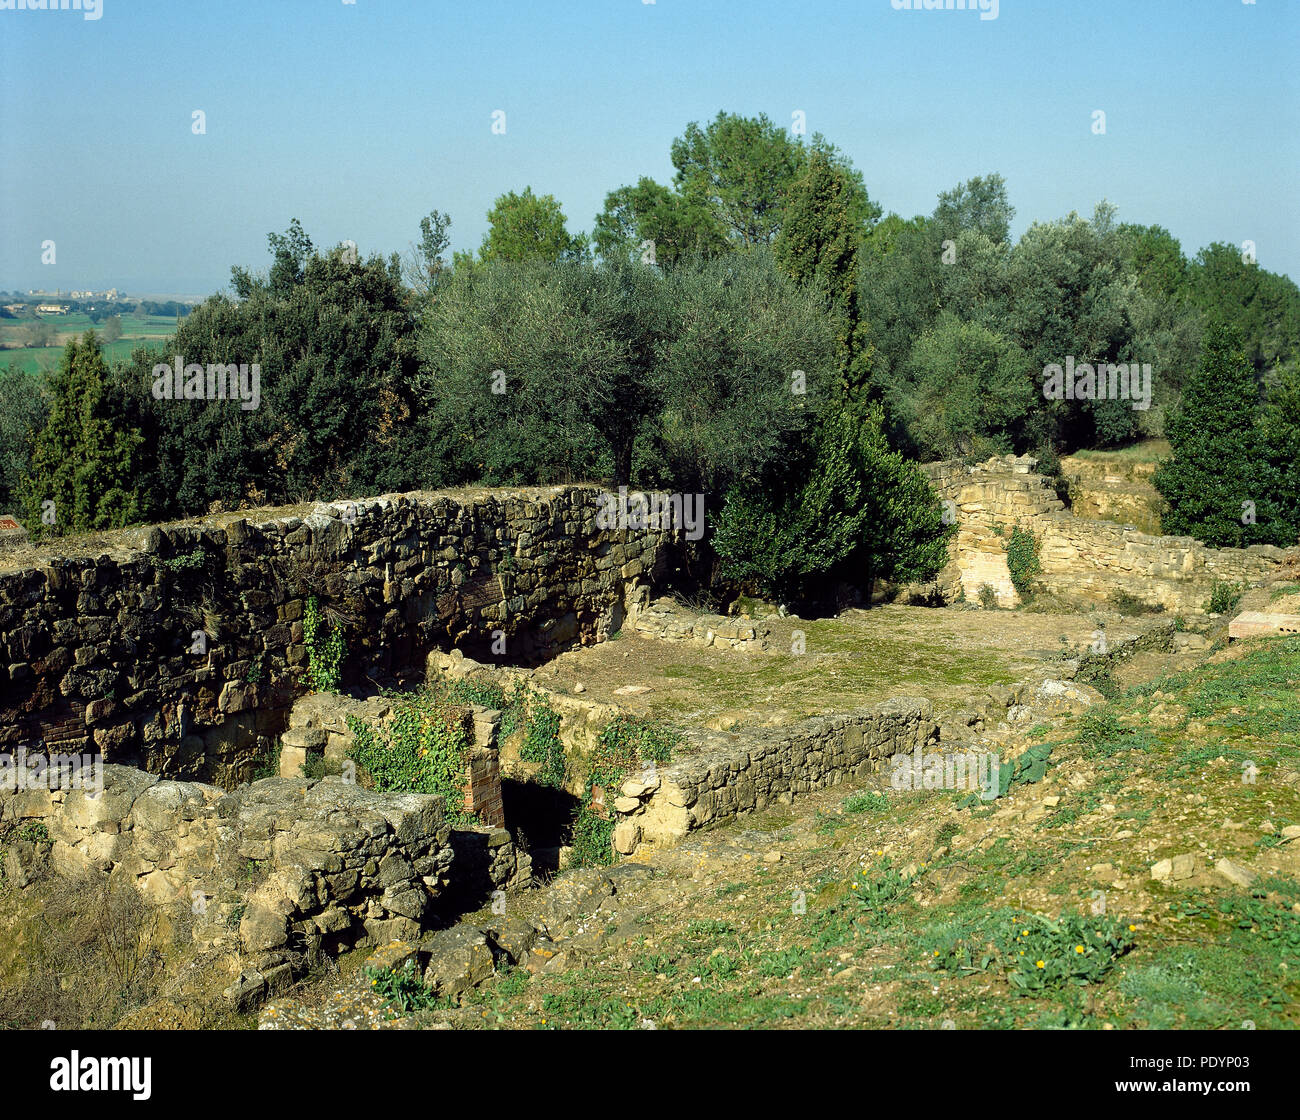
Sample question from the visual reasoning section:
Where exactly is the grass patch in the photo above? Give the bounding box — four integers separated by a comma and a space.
1076, 708, 1153, 759
365, 961, 452, 1014
843, 790, 888, 814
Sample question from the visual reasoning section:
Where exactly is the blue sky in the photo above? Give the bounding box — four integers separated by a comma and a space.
1, 0, 1296, 297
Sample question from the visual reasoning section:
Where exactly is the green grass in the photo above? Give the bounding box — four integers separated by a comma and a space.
0, 311, 177, 338
0, 312, 178, 374
1116, 885, 1300, 1029
2, 337, 169, 375
387, 633, 1300, 1031
654, 621, 1020, 721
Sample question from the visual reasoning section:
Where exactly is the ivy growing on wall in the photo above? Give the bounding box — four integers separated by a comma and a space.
1004, 523, 1042, 597
302, 595, 345, 692
346, 691, 473, 823
518, 693, 565, 789
435, 674, 566, 788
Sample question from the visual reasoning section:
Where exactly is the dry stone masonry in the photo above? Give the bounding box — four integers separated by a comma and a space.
612, 698, 939, 855
0, 485, 674, 784
0, 763, 531, 1007
918, 456, 1291, 611
280, 690, 506, 827
630, 596, 772, 651
1059, 454, 1163, 536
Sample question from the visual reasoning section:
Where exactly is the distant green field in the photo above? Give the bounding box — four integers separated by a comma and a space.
0, 312, 178, 374
1, 338, 170, 375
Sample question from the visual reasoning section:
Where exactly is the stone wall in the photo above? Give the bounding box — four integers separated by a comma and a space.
612, 697, 939, 855
1059, 454, 1163, 535
629, 596, 772, 651
279, 690, 507, 828
0, 486, 674, 784
918, 456, 1292, 611
0, 764, 531, 1006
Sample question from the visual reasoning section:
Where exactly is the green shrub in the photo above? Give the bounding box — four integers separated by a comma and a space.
12, 820, 50, 845
1077, 709, 1151, 759
156, 547, 206, 574
921, 907, 1136, 993
850, 857, 917, 927
977, 584, 998, 610
843, 790, 888, 813
250, 744, 281, 781
890, 313, 1035, 462
999, 912, 1137, 991
0, 364, 50, 513
365, 961, 446, 1013
17, 334, 146, 537
1204, 579, 1245, 615
122, 226, 431, 523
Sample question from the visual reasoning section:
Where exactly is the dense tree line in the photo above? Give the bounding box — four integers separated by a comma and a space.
3, 110, 1298, 599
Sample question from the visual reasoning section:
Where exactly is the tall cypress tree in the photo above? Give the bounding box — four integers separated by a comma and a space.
1154, 323, 1266, 547
773, 148, 873, 402
1259, 362, 1300, 545
712, 405, 952, 604
18, 333, 145, 537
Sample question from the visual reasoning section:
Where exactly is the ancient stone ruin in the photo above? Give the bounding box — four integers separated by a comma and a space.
0, 485, 672, 783
918, 455, 1288, 610
2, 465, 1294, 1013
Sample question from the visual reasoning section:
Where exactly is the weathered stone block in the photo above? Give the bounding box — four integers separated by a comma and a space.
1229, 611, 1300, 640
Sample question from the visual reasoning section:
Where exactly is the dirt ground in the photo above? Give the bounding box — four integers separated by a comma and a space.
534, 600, 1169, 729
